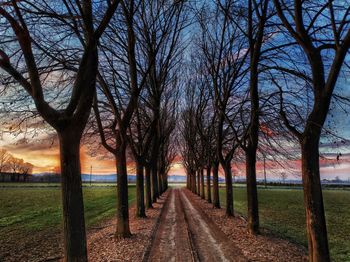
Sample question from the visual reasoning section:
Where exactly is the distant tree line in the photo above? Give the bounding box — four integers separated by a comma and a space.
0, 149, 34, 182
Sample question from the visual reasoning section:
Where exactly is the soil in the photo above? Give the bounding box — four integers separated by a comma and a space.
183, 188, 308, 262
146, 188, 246, 262
146, 188, 307, 262
87, 191, 168, 262
147, 188, 194, 261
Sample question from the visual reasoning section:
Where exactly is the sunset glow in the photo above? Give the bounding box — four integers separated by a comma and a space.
1, 133, 350, 180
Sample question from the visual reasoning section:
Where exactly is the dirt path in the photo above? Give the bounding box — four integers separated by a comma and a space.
147, 188, 194, 261
146, 188, 246, 262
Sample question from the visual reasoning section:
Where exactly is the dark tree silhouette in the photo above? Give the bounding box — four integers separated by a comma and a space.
197, 0, 248, 216
93, 0, 185, 236
272, 1, 350, 260
0, 1, 119, 260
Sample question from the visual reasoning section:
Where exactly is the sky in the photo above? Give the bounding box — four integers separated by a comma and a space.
0, 3, 350, 181
0, 81, 349, 180
1, 129, 350, 181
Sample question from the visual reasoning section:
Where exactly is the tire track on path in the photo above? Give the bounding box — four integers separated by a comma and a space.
180, 188, 247, 262
147, 188, 194, 262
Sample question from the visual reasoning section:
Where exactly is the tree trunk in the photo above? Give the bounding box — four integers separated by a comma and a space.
158, 170, 163, 195
164, 173, 168, 190
58, 131, 87, 261
223, 162, 234, 216
115, 143, 131, 238
161, 172, 167, 192
151, 163, 159, 203
150, 117, 160, 201
212, 162, 220, 208
145, 166, 153, 209
200, 169, 205, 199
206, 166, 211, 203
246, 6, 262, 234
246, 149, 259, 234
192, 171, 197, 194
301, 134, 330, 262
197, 170, 200, 196
136, 160, 146, 217
187, 172, 190, 189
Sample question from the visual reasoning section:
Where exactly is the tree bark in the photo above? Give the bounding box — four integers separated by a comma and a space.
301, 133, 330, 262
187, 172, 190, 189
212, 162, 220, 208
246, 149, 259, 234
136, 160, 146, 217
58, 130, 87, 262
164, 173, 168, 190
246, 0, 265, 235
206, 166, 212, 203
192, 171, 197, 194
115, 142, 131, 238
151, 163, 159, 203
196, 170, 201, 196
200, 169, 205, 199
158, 170, 163, 195
161, 171, 166, 193
150, 111, 160, 201
145, 166, 153, 209
223, 163, 234, 216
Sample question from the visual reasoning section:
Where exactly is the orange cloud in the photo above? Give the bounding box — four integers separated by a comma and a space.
1, 131, 349, 181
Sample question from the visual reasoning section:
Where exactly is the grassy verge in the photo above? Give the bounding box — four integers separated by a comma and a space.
0, 185, 136, 237
0, 184, 137, 260
216, 186, 349, 262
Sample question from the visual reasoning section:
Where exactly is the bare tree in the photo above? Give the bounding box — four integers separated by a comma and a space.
280, 172, 287, 183
193, 74, 217, 201
7, 156, 23, 181
272, 1, 350, 260
19, 161, 34, 181
197, 0, 249, 216
0, 1, 120, 259
157, 93, 178, 193
235, 0, 270, 235
0, 149, 10, 182
180, 82, 199, 194
93, 0, 185, 236
142, 0, 186, 202
93, 0, 142, 236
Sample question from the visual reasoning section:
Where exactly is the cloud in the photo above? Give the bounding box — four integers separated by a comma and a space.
1, 124, 350, 180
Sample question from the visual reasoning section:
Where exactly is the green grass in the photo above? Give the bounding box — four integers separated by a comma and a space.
217, 186, 350, 262
0, 185, 136, 234
0, 182, 133, 188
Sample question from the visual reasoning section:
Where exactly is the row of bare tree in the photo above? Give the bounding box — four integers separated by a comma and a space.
0, 0, 186, 261
180, 1, 350, 262
1, 0, 350, 261
0, 148, 33, 181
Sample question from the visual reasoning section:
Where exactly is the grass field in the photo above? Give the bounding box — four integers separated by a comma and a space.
0, 184, 136, 260
218, 186, 350, 262
0, 185, 136, 230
